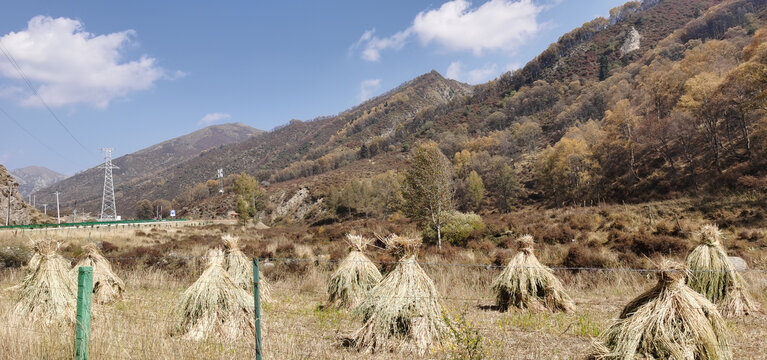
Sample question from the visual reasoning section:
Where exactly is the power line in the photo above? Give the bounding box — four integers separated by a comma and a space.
0, 106, 82, 167
0, 40, 94, 157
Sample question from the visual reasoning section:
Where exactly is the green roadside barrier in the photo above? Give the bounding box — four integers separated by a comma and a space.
0, 218, 188, 230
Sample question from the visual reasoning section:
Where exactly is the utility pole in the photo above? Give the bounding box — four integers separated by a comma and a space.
99, 148, 119, 221
55, 191, 61, 224
5, 184, 11, 226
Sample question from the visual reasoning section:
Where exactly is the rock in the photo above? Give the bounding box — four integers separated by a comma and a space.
620, 27, 641, 56
254, 221, 269, 230
728, 256, 748, 271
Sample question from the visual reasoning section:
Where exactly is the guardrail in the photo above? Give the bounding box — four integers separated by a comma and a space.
0, 218, 188, 230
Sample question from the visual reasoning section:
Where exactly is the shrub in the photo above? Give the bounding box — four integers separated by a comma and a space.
609, 229, 688, 257
0, 245, 32, 269
100, 241, 119, 253
562, 243, 612, 269
423, 211, 485, 246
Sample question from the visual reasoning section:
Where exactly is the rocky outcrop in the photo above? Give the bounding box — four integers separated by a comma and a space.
621, 27, 642, 56
0, 164, 48, 225
271, 188, 324, 223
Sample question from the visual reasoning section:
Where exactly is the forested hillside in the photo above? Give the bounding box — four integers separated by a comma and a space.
165, 0, 767, 223
126, 71, 472, 213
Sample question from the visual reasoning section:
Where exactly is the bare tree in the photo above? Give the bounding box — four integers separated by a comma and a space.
402, 141, 455, 249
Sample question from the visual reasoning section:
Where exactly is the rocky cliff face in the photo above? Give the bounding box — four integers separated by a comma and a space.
0, 164, 47, 225
620, 26, 642, 55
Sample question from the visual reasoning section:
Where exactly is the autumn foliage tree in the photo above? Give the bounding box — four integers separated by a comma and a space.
402, 141, 455, 248
233, 173, 266, 224
537, 131, 601, 205
135, 199, 153, 219
466, 170, 485, 212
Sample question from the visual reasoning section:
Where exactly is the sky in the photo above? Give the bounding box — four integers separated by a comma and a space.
0, 0, 627, 175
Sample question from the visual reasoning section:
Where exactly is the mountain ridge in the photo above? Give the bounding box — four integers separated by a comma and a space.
11, 166, 67, 198
37, 122, 263, 217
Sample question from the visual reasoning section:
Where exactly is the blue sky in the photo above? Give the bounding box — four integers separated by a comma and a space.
0, 0, 626, 175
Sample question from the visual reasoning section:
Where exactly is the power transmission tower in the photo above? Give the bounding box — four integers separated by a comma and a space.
99, 148, 119, 221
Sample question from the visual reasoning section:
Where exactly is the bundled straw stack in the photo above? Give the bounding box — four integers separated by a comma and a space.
352, 234, 449, 354
72, 243, 125, 304
12, 239, 77, 324
686, 224, 759, 317
172, 248, 255, 341
221, 234, 271, 302
491, 234, 575, 313
326, 234, 382, 309
591, 259, 731, 360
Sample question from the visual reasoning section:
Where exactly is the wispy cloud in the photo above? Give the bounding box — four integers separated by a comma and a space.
359, 79, 382, 102
353, 29, 411, 62
198, 112, 231, 126
446, 61, 499, 84
0, 16, 172, 109
354, 0, 543, 61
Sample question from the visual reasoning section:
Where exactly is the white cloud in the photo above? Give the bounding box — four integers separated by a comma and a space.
359, 79, 382, 102
354, 29, 411, 62
168, 70, 188, 80
198, 112, 231, 126
505, 62, 522, 72
446, 61, 464, 80
0, 16, 169, 109
445, 61, 499, 84
355, 0, 543, 61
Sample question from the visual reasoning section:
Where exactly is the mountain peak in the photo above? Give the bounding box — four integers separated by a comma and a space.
10, 166, 67, 197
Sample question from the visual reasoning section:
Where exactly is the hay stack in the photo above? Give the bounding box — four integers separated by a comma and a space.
12, 240, 76, 324
72, 243, 125, 304
686, 224, 759, 316
221, 234, 271, 302
351, 234, 449, 354
172, 248, 255, 341
326, 234, 382, 309
592, 259, 731, 360
491, 234, 574, 313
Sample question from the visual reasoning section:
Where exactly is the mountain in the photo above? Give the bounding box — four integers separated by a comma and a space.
38, 0, 767, 222
0, 164, 47, 225
128, 0, 767, 222
39, 122, 263, 217
114, 70, 472, 214
11, 166, 67, 198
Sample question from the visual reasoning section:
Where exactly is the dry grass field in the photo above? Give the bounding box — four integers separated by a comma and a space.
0, 216, 766, 359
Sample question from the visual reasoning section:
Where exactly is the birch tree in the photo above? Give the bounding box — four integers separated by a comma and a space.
402, 141, 455, 249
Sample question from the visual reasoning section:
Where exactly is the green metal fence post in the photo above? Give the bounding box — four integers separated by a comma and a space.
74, 266, 93, 360
253, 259, 263, 360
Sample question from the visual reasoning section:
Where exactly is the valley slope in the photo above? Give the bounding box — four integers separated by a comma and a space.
39, 122, 262, 217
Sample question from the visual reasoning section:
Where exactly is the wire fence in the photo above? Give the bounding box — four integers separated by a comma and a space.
0, 255, 765, 359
